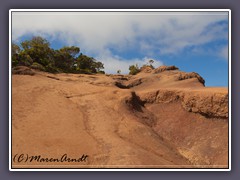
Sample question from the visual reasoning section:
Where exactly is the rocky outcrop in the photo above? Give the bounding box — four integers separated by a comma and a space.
139, 89, 228, 119
140, 65, 154, 73
177, 72, 205, 86
138, 65, 179, 74
182, 91, 228, 118
153, 65, 179, 73
112, 66, 224, 118
12, 66, 35, 76
12, 65, 228, 168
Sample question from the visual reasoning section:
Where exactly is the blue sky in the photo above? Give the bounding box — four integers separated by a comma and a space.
12, 11, 229, 86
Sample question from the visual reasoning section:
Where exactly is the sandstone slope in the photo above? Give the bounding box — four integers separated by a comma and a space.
12, 66, 229, 168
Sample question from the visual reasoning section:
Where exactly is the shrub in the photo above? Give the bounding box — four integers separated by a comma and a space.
97, 70, 105, 74
12, 66, 35, 76
129, 64, 140, 75
30, 62, 46, 71
45, 64, 62, 73
18, 53, 33, 66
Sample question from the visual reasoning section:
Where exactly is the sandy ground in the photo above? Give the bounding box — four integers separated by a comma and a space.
11, 67, 229, 169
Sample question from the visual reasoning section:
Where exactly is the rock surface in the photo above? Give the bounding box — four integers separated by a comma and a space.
12, 65, 229, 168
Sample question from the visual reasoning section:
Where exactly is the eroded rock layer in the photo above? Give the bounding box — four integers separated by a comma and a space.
12, 66, 228, 168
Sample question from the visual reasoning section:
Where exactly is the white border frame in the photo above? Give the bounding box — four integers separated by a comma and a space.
9, 9, 231, 171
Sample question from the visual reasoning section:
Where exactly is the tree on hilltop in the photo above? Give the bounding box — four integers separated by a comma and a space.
11, 43, 21, 67
129, 64, 140, 75
54, 46, 80, 72
20, 36, 54, 67
76, 54, 104, 74
11, 36, 105, 74
149, 59, 154, 67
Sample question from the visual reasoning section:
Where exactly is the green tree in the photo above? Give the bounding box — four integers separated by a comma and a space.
18, 51, 33, 66
12, 43, 20, 55
59, 46, 80, 57
54, 46, 80, 72
149, 59, 154, 65
129, 64, 140, 75
76, 54, 104, 74
94, 61, 104, 73
11, 43, 21, 67
11, 36, 105, 74
21, 36, 54, 66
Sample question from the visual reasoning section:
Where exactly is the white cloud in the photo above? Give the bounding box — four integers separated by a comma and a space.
96, 50, 163, 74
11, 11, 228, 73
220, 45, 229, 60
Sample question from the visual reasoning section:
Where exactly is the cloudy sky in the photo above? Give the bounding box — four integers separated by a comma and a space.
11, 11, 229, 86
